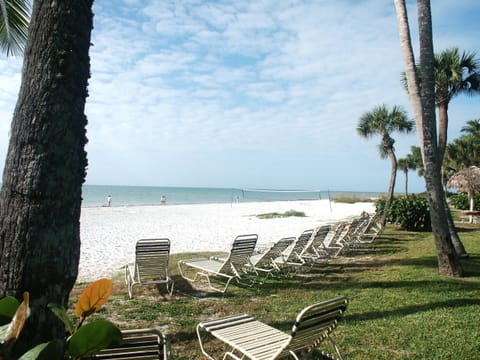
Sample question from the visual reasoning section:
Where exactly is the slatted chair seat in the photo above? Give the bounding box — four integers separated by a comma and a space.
178, 234, 258, 293
125, 238, 174, 299
197, 296, 348, 360
92, 328, 170, 360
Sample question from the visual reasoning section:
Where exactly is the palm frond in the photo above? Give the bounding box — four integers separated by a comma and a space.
0, 0, 31, 56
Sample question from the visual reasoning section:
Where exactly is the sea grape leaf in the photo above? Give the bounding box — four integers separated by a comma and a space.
4, 292, 29, 343
67, 319, 122, 358
18, 339, 65, 360
0, 296, 20, 326
48, 303, 75, 335
75, 278, 112, 318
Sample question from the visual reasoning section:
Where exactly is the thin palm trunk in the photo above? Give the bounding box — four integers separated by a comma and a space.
437, 103, 449, 165
404, 169, 409, 196
382, 148, 398, 227
394, 0, 462, 276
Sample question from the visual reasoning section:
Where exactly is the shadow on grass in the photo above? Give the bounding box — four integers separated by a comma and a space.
346, 298, 480, 322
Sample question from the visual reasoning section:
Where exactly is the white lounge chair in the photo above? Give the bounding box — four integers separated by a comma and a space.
125, 238, 174, 299
273, 229, 314, 270
248, 237, 295, 276
178, 234, 258, 293
299, 225, 332, 263
355, 213, 384, 244
197, 295, 348, 360
92, 327, 171, 359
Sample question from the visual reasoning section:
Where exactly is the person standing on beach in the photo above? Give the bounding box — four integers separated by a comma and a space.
107, 195, 112, 207
160, 195, 167, 205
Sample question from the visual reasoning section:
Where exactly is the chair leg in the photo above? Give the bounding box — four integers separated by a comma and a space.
166, 278, 174, 296
196, 324, 216, 360
128, 281, 135, 299
125, 266, 134, 299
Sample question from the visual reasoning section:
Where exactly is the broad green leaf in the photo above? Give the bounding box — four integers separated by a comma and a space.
47, 303, 75, 335
0, 296, 20, 326
4, 292, 29, 343
67, 319, 122, 358
18, 340, 64, 360
75, 279, 112, 318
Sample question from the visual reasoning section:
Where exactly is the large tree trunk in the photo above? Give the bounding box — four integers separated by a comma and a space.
437, 100, 468, 256
0, 0, 93, 353
394, 0, 462, 276
445, 201, 468, 256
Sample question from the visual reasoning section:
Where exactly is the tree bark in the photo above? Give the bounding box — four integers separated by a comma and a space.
381, 148, 398, 227
394, 0, 462, 276
0, 0, 93, 353
438, 99, 467, 256
404, 169, 409, 196
437, 103, 449, 166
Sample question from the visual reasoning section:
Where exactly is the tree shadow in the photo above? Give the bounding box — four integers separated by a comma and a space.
346, 298, 480, 322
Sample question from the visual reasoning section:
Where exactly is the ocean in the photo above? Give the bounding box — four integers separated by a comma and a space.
82, 185, 382, 207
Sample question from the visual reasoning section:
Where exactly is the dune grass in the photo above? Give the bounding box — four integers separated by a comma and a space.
72, 223, 480, 359
331, 193, 380, 204
256, 209, 306, 219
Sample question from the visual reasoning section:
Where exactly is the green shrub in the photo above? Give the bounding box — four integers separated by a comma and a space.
448, 193, 480, 210
375, 195, 431, 231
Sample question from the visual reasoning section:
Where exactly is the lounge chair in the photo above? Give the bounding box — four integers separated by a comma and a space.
273, 229, 314, 270
178, 234, 258, 293
355, 213, 384, 244
247, 237, 295, 276
323, 218, 364, 257
92, 327, 170, 359
299, 225, 332, 263
125, 238, 174, 299
196, 295, 348, 360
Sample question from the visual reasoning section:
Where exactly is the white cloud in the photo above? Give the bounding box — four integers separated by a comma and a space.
0, 0, 478, 193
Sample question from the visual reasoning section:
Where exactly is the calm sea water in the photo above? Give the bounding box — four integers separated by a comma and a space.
82, 185, 381, 207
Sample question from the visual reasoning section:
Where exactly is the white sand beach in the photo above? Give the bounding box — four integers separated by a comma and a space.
78, 200, 375, 282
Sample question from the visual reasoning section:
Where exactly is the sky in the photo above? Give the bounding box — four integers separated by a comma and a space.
0, 0, 479, 193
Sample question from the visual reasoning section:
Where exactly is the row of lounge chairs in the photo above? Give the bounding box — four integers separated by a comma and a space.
178, 212, 383, 294
125, 213, 383, 299
109, 212, 383, 359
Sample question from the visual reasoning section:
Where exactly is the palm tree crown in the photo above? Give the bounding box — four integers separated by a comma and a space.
435, 48, 480, 106
357, 104, 414, 151
461, 118, 480, 136
357, 104, 414, 226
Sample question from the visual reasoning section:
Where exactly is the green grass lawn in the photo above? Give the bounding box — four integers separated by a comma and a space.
73, 223, 480, 359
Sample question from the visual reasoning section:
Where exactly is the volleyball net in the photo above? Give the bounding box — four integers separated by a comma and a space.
239, 188, 329, 202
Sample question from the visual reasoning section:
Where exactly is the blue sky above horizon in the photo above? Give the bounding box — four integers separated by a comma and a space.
0, 0, 479, 193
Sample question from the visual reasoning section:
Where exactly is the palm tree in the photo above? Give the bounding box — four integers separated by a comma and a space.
447, 136, 478, 169
0, 0, 30, 56
461, 118, 480, 136
409, 145, 425, 176
0, 0, 93, 352
357, 104, 414, 226
400, 50, 476, 258
394, 0, 463, 276
398, 154, 417, 196
435, 48, 480, 163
